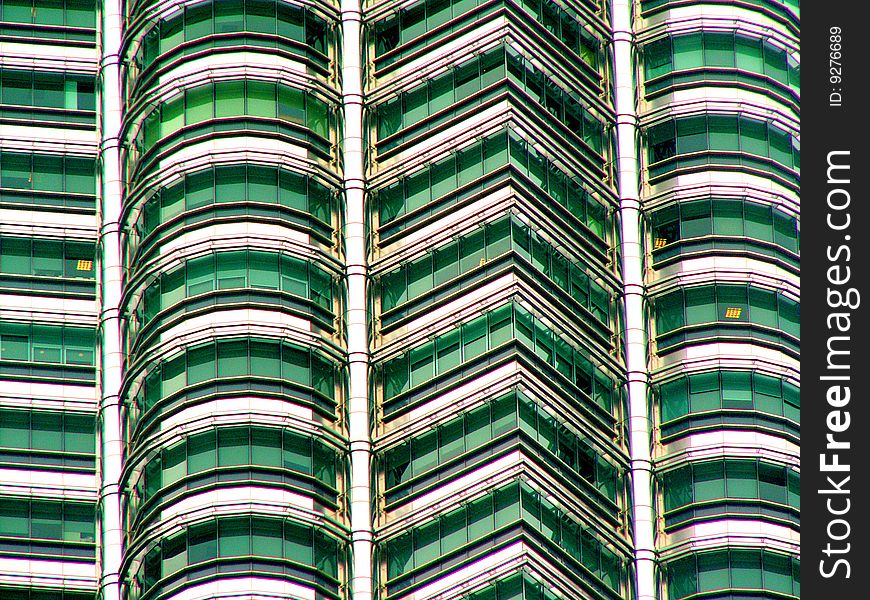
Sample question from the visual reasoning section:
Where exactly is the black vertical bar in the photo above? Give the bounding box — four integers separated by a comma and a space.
802, 1, 869, 596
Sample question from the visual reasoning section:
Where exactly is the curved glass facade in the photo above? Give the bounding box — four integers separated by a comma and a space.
368, 0, 631, 598
116, 2, 349, 599
640, 0, 799, 596
0, 1, 799, 599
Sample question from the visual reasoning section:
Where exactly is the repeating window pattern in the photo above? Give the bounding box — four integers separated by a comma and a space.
0, 497, 96, 556
0, 151, 96, 209
662, 459, 799, 523
0, 0, 95, 41
128, 425, 341, 522
376, 129, 609, 243
666, 549, 799, 599
642, 0, 799, 19
651, 198, 799, 263
0, 69, 95, 123
127, 164, 336, 261
659, 370, 799, 425
0, 588, 95, 600
464, 571, 562, 600
373, 0, 602, 70
384, 481, 624, 593
381, 302, 619, 415
643, 32, 799, 95
126, 337, 339, 432
380, 215, 612, 327
0, 237, 95, 280
128, 515, 345, 600
126, 80, 334, 176
127, 0, 332, 92
383, 389, 622, 503
0, 322, 95, 366
647, 115, 799, 183
0, 409, 95, 468
126, 249, 335, 346
654, 284, 800, 351
377, 46, 607, 158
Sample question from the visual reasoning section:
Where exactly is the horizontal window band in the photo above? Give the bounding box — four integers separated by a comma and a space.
383, 433, 623, 520
127, 41, 332, 107
125, 120, 336, 185
378, 252, 615, 342
372, 2, 605, 84
128, 472, 341, 537
663, 546, 799, 600
651, 241, 799, 274
645, 72, 799, 108
383, 481, 627, 597
648, 153, 799, 191
126, 380, 339, 448
124, 514, 346, 600
0, 277, 95, 297
660, 413, 799, 445
375, 133, 614, 251
380, 302, 623, 421
128, 207, 334, 270
125, 274, 337, 356
0, 540, 96, 560
663, 501, 799, 531
655, 326, 799, 357
377, 79, 609, 176
640, 0, 799, 35
131, 560, 341, 600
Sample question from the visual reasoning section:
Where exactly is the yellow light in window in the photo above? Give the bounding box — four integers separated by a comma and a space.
654, 238, 668, 249
77, 259, 93, 271
724, 307, 743, 319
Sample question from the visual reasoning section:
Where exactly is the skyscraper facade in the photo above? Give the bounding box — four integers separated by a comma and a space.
0, 1, 798, 600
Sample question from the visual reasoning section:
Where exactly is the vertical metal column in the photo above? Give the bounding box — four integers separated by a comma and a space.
98, 2, 124, 600
612, 1, 656, 598
341, 2, 373, 600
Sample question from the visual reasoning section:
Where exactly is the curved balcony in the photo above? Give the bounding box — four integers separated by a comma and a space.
662, 547, 799, 600
122, 0, 339, 103
117, 3, 348, 599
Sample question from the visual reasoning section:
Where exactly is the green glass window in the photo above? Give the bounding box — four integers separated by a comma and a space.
666, 549, 799, 599
128, 337, 338, 428
647, 115, 799, 182
372, 0, 602, 72
128, 79, 334, 170
0, 587, 96, 600
0, 321, 95, 367
380, 302, 619, 416
645, 31, 799, 96
651, 199, 798, 262
377, 45, 608, 163
0, 409, 94, 464
383, 389, 623, 503
383, 480, 624, 594
0, 0, 95, 40
375, 129, 611, 247
663, 459, 799, 513
129, 0, 332, 81
375, 213, 614, 327
130, 249, 335, 339
0, 497, 95, 548
654, 284, 800, 351
128, 515, 345, 599
0, 151, 95, 208
0, 236, 95, 281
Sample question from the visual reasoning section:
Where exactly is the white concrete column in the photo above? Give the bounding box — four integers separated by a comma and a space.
341, 3, 373, 600
98, 2, 124, 600
612, 1, 657, 599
